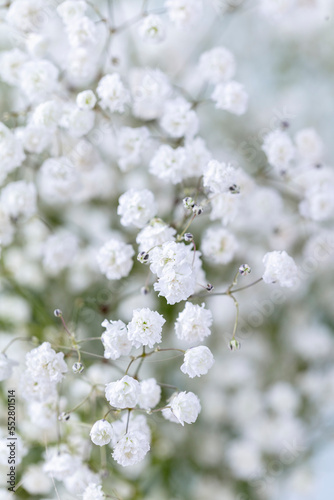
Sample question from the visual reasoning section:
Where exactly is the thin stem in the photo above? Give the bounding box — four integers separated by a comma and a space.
101, 444, 107, 470
156, 347, 186, 354
66, 387, 96, 414
125, 409, 131, 433
1, 336, 34, 354
178, 214, 196, 240
134, 347, 146, 378
125, 357, 136, 376
77, 337, 102, 344
158, 382, 179, 391
230, 295, 239, 340
230, 277, 263, 293
227, 270, 240, 293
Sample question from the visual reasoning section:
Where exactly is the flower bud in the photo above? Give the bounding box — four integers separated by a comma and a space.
137, 251, 150, 264
229, 339, 241, 351
206, 283, 214, 292
183, 197, 195, 209
141, 286, 149, 295
58, 412, 70, 421
72, 362, 84, 374
54, 309, 62, 317
229, 184, 240, 194
239, 264, 251, 275
184, 233, 193, 242
192, 204, 203, 215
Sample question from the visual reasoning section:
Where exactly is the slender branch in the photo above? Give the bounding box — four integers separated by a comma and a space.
229, 277, 263, 293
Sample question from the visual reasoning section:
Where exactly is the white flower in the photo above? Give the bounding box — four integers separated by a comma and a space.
20, 60, 59, 102
105, 375, 140, 409
165, 0, 203, 27
136, 218, 176, 253
57, 0, 87, 25
64, 466, 100, 495
67, 16, 97, 47
25, 33, 48, 58
180, 346, 214, 378
97, 239, 134, 280
43, 448, 81, 481
31, 100, 62, 130
6, 0, 46, 32
0, 353, 18, 381
0, 207, 14, 246
117, 126, 150, 172
203, 160, 238, 194
210, 191, 240, 226
183, 137, 212, 178
170, 391, 201, 425
212, 81, 248, 115
175, 302, 213, 344
138, 14, 166, 43
38, 156, 80, 203
90, 420, 114, 446
295, 128, 323, 164
149, 145, 187, 184
0, 49, 28, 85
199, 46, 236, 84
76, 89, 97, 110
0, 122, 25, 184
0, 181, 37, 220
101, 319, 132, 360
112, 430, 150, 467
201, 227, 238, 265
299, 186, 334, 222
138, 378, 161, 409
130, 68, 171, 120
42, 231, 78, 276
117, 189, 157, 228
160, 98, 199, 139
127, 308, 166, 349
60, 106, 95, 137
18, 125, 51, 154
262, 250, 298, 287
82, 483, 105, 500
25, 342, 67, 384
20, 371, 58, 402
21, 465, 52, 495
262, 129, 295, 173
111, 413, 151, 446
96, 73, 130, 113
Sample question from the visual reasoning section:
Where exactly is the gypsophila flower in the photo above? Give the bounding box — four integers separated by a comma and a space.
18, 125, 51, 154
165, 0, 203, 27
170, 391, 201, 425
295, 128, 324, 164
43, 448, 81, 480
72, 362, 84, 374
138, 378, 162, 410
180, 346, 214, 378
0, 123, 26, 184
201, 227, 238, 265
111, 413, 151, 447
97, 239, 134, 280
0, 353, 18, 381
0, 181, 37, 220
96, 73, 130, 113
127, 308, 166, 349
262, 129, 295, 173
160, 98, 199, 139
203, 160, 238, 194
130, 68, 172, 120
136, 218, 176, 253
76, 90, 96, 110
299, 186, 334, 222
66, 16, 97, 47
42, 231, 78, 276
262, 250, 298, 287
212, 81, 248, 115
199, 46, 236, 84
25, 342, 67, 384
117, 126, 150, 172
6, 0, 46, 32
31, 100, 62, 130
101, 319, 133, 360
0, 49, 28, 85
90, 420, 114, 446
175, 302, 213, 344
20, 60, 59, 102
229, 338, 241, 351
112, 430, 150, 467
105, 375, 140, 409
138, 14, 166, 43
57, 0, 87, 24
82, 483, 105, 500
117, 189, 157, 228
239, 264, 251, 275
149, 144, 187, 184
38, 156, 80, 203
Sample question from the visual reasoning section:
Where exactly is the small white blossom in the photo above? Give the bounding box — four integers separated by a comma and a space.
6, 0, 46, 32
38, 157, 80, 203
82, 483, 105, 500
295, 128, 323, 164
127, 308, 166, 349
201, 227, 238, 265
0, 49, 28, 85
111, 413, 151, 447
212, 81, 248, 115
101, 319, 133, 360
262, 250, 298, 287
60, 106, 95, 137
25, 342, 67, 384
203, 160, 238, 194
130, 68, 172, 120
57, 0, 87, 25
183, 137, 212, 178
42, 231, 78, 276
165, 0, 203, 27
0, 353, 18, 381
96, 73, 130, 113
0, 122, 26, 184
170, 391, 201, 425
117, 126, 150, 172
0, 181, 37, 220
138, 378, 162, 410
180, 346, 214, 378
43, 448, 80, 481
20, 60, 59, 102
76, 89, 97, 110
262, 129, 295, 173
175, 302, 213, 344
66, 16, 97, 47
117, 189, 157, 228
149, 145, 187, 184
299, 186, 334, 222
31, 100, 62, 130
18, 125, 51, 154
160, 98, 199, 139
96, 239, 134, 280
199, 46, 236, 84
138, 14, 166, 43
105, 375, 140, 409
136, 218, 176, 253
112, 430, 150, 467
90, 420, 114, 446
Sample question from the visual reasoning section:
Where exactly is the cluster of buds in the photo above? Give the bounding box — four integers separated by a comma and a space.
137, 251, 150, 264
183, 197, 203, 215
